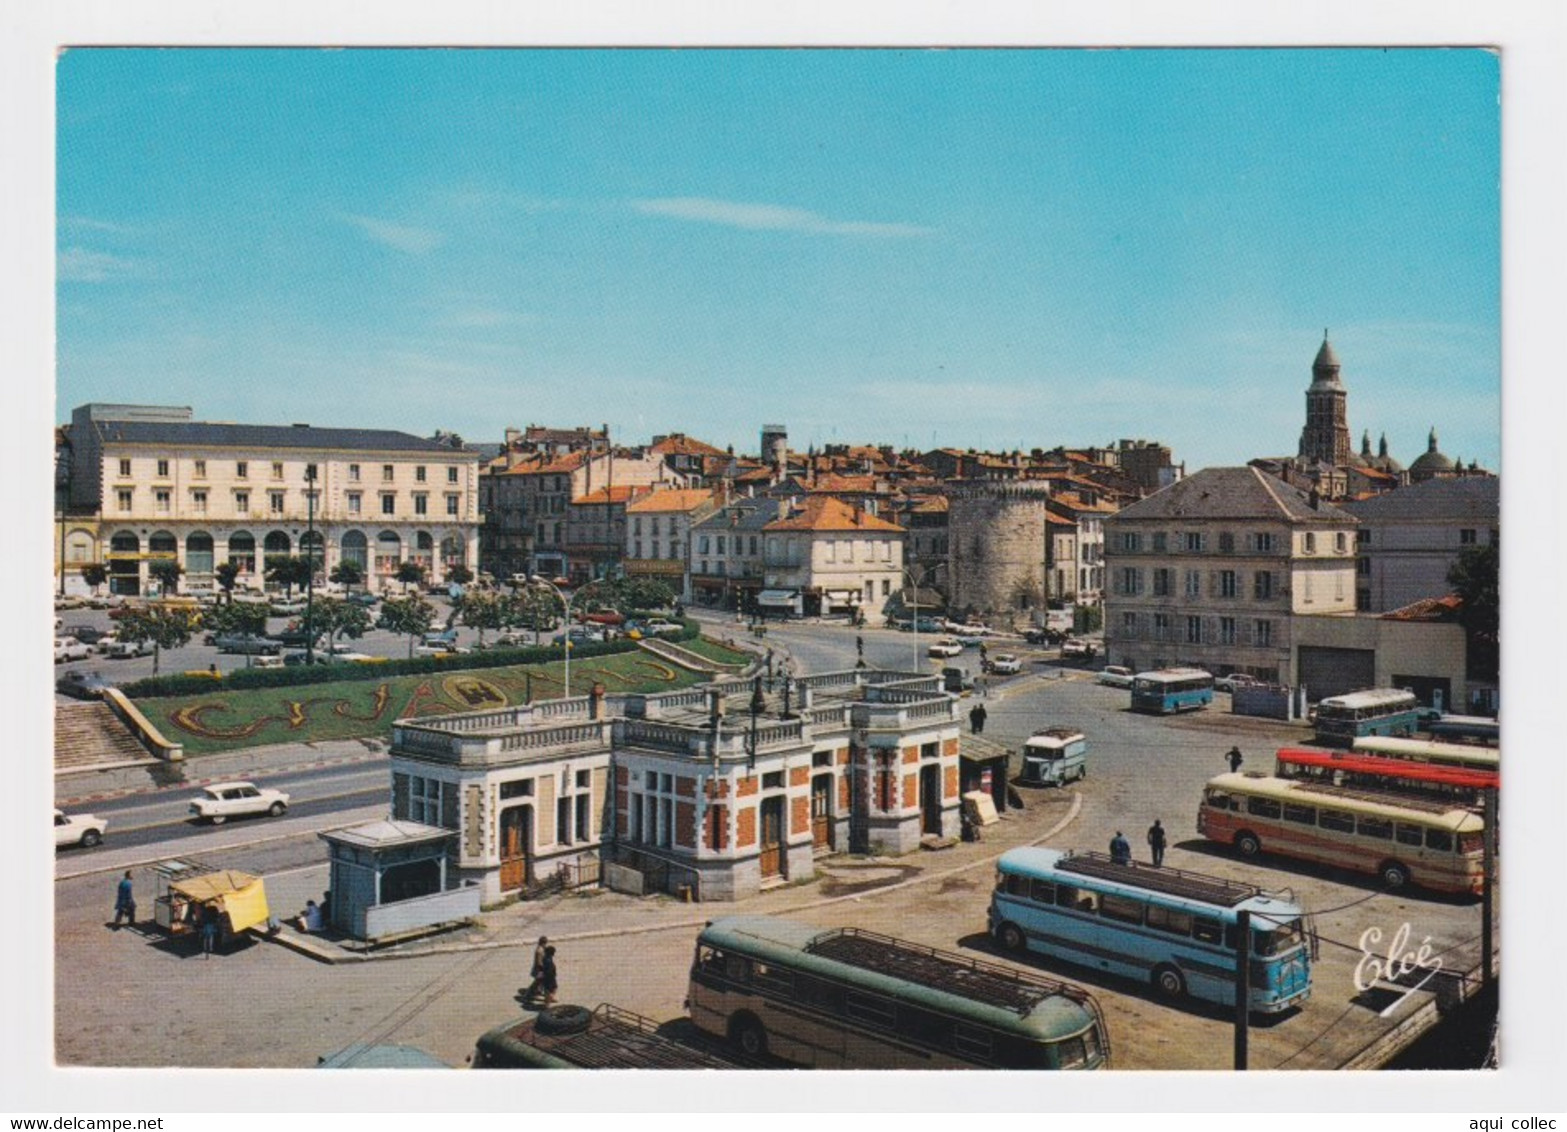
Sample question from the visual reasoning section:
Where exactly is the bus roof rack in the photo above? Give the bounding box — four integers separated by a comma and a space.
805, 926, 1095, 1016
1055, 850, 1270, 907
1293, 780, 1461, 814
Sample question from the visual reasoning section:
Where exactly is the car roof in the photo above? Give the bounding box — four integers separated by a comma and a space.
203, 781, 259, 792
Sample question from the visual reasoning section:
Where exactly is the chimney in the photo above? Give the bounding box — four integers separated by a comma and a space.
588, 682, 607, 720
1309, 487, 1322, 510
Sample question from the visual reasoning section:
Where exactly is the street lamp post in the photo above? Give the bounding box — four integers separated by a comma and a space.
902, 564, 930, 673
529, 573, 616, 699
305, 465, 317, 666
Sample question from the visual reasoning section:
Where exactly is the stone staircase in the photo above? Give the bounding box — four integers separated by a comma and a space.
55, 701, 155, 772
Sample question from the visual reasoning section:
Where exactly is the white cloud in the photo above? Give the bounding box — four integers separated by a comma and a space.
631, 197, 932, 238
343, 214, 445, 254
57, 246, 134, 282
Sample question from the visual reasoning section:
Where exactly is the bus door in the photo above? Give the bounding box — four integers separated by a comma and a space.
811, 774, 834, 850
920, 764, 943, 836
760, 797, 785, 879
500, 804, 532, 890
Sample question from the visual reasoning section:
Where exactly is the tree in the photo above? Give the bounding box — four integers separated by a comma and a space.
378, 594, 436, 657
446, 564, 474, 587
214, 560, 242, 604
456, 589, 504, 648
312, 596, 373, 655
265, 555, 311, 598
81, 563, 108, 597
1447, 543, 1499, 683
116, 605, 198, 676
148, 558, 183, 596
329, 560, 364, 593
395, 560, 427, 594
504, 588, 560, 646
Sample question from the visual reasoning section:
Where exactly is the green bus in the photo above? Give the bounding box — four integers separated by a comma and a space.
687, 915, 1110, 1069
474, 1003, 744, 1069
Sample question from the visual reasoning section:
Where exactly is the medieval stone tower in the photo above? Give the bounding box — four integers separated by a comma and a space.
946, 481, 1053, 622
1297, 331, 1353, 466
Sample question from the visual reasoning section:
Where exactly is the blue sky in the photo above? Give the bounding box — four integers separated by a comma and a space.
56, 48, 1501, 470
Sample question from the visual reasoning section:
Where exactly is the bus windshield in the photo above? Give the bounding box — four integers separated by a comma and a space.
1254, 920, 1302, 957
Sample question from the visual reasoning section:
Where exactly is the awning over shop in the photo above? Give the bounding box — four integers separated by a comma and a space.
169, 869, 271, 933
757, 589, 799, 606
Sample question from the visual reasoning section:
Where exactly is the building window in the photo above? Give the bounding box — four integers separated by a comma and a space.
1152, 532, 1167, 553
1186, 615, 1202, 644
414, 494, 428, 516
382, 494, 396, 516
416, 466, 427, 483
716, 536, 725, 554
1460, 528, 1477, 545
1152, 568, 1172, 596
1220, 570, 1237, 598
272, 462, 284, 479
1253, 571, 1274, 600
447, 466, 459, 484
670, 539, 681, 559
407, 776, 444, 826
1153, 612, 1170, 639
881, 578, 890, 597
116, 488, 132, 512
1118, 567, 1141, 596
751, 536, 759, 556
1253, 532, 1276, 553
382, 464, 394, 482
1184, 532, 1203, 552
699, 536, 710, 554
269, 491, 285, 514
236, 461, 248, 479
193, 460, 206, 478
118, 458, 131, 477
1303, 532, 1316, 555
1218, 531, 1235, 553
633, 517, 642, 536
633, 540, 643, 559
1356, 557, 1370, 576
156, 459, 169, 478
1220, 616, 1236, 645
347, 492, 361, 514
155, 489, 171, 513
446, 494, 459, 517
1120, 532, 1141, 552
235, 491, 249, 514
191, 490, 207, 514
1185, 570, 1201, 598
1357, 529, 1370, 545
1335, 532, 1348, 553
349, 464, 360, 482
1121, 611, 1138, 636
1255, 620, 1273, 647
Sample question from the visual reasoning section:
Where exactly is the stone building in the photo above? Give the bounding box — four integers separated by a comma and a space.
1340, 475, 1500, 613
387, 670, 962, 903
1298, 333, 1353, 468
945, 481, 1054, 623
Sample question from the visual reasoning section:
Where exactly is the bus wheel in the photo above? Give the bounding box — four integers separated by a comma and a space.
730, 1014, 768, 1059
1153, 964, 1187, 1001
1380, 861, 1411, 890
534, 1005, 593, 1037
1234, 831, 1261, 858
997, 922, 1027, 954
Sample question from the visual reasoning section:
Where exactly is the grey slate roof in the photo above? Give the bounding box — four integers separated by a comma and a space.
1340, 475, 1499, 522
1110, 466, 1357, 524
90, 419, 475, 455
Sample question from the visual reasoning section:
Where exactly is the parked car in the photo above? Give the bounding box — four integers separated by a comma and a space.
102, 638, 154, 659
188, 781, 289, 825
1023, 627, 1065, 646
274, 626, 323, 649
926, 638, 964, 659
1215, 672, 1263, 694
324, 647, 375, 663
1060, 638, 1094, 659
1095, 665, 1135, 689
954, 633, 988, 648
423, 628, 460, 646
63, 625, 106, 645
214, 635, 282, 656
415, 641, 470, 657
985, 653, 1023, 676
54, 637, 93, 663
640, 619, 682, 636
56, 670, 113, 699
346, 592, 380, 608
944, 620, 994, 636
283, 651, 331, 666
270, 599, 309, 616
53, 802, 106, 846
54, 808, 107, 849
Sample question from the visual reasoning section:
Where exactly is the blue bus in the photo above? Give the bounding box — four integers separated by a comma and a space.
987, 847, 1314, 1014
1312, 688, 1421, 747
1130, 668, 1214, 714
1423, 714, 1500, 747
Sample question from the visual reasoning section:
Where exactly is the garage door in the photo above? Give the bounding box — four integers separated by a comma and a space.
1296, 646, 1375, 702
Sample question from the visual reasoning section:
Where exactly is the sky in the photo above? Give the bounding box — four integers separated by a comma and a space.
56, 47, 1501, 471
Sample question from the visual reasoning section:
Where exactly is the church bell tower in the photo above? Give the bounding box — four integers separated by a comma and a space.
1297, 331, 1352, 467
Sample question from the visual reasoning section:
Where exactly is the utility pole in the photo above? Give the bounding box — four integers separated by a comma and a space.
1482, 787, 1497, 987
1234, 908, 1251, 1070
304, 465, 317, 667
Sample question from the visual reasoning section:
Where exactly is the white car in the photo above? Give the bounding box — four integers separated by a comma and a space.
324, 645, 375, 663
1096, 665, 1135, 689
986, 653, 1023, 675
640, 619, 682, 636
1215, 672, 1263, 694
54, 808, 107, 849
189, 781, 290, 825
1060, 638, 1093, 659
102, 638, 153, 659
927, 638, 965, 658
54, 637, 92, 664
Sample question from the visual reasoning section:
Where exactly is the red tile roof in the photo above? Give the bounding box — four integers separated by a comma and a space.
625, 488, 715, 514
764, 495, 904, 533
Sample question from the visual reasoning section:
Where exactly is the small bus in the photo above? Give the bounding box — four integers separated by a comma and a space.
687, 915, 1110, 1069
1312, 688, 1421, 747
1197, 772, 1485, 895
1274, 747, 1497, 810
1130, 668, 1215, 714
1018, 728, 1088, 787
1352, 736, 1500, 774
474, 1003, 744, 1069
1424, 714, 1501, 747
988, 847, 1313, 1015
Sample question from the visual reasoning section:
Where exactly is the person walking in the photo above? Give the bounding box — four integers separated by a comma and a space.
522, 935, 549, 1005
1226, 746, 1244, 773
1109, 830, 1132, 865
540, 944, 559, 1006
1146, 819, 1168, 867
968, 704, 982, 734
973, 703, 988, 734
111, 870, 136, 928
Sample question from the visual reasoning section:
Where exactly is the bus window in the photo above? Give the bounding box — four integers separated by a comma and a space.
1282, 802, 1316, 825
1254, 921, 1301, 957
1246, 796, 1282, 819
1192, 917, 1224, 945
1425, 828, 1454, 852
753, 962, 795, 996
1205, 788, 1235, 809
845, 992, 896, 1030
1029, 879, 1056, 905
952, 1024, 993, 1061
725, 954, 751, 982
1357, 816, 1393, 840
1318, 809, 1355, 833
1145, 904, 1193, 937
1005, 874, 1030, 897
1099, 893, 1144, 925
1395, 823, 1424, 847
1458, 832, 1483, 854
1056, 885, 1098, 914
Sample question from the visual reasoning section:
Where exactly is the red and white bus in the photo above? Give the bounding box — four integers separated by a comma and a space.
1273, 747, 1497, 810
1197, 772, 1484, 896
